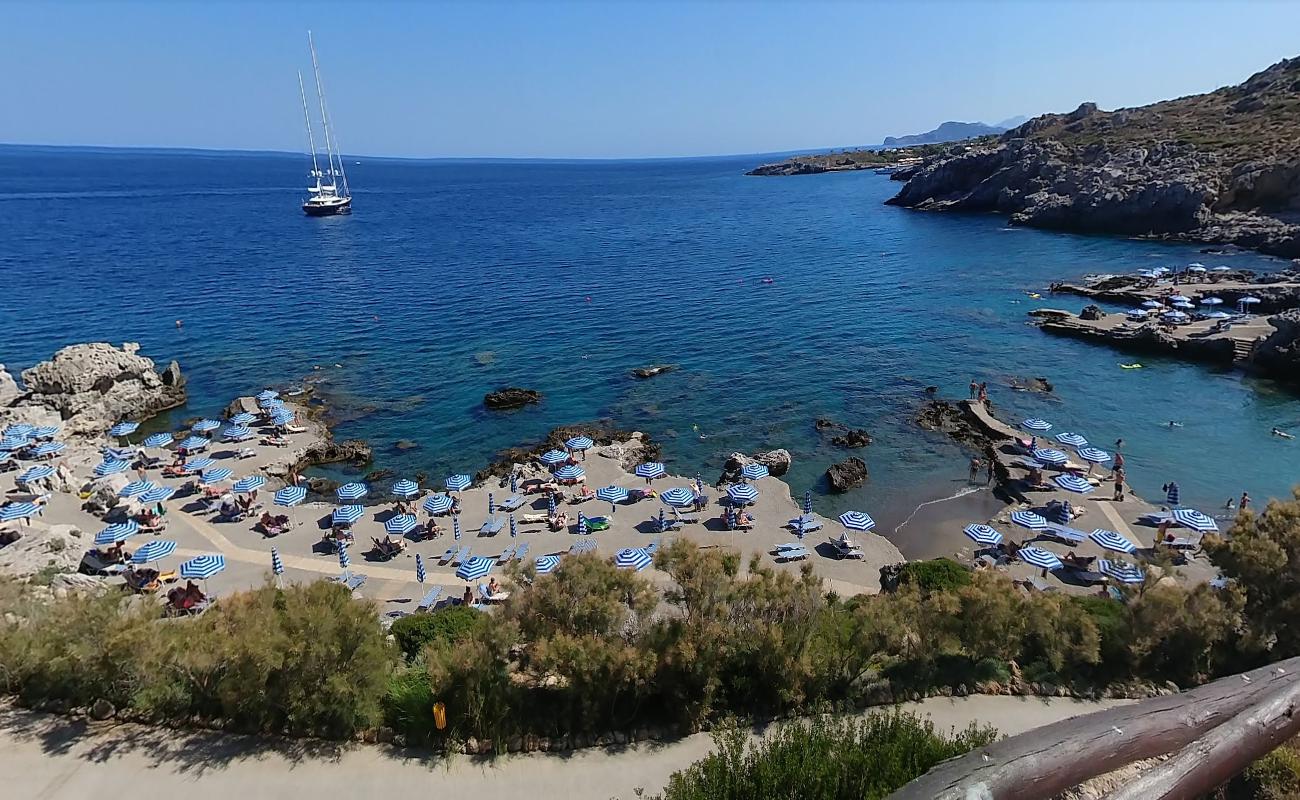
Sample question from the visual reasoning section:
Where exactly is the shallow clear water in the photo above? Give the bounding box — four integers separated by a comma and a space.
2, 149, 1297, 531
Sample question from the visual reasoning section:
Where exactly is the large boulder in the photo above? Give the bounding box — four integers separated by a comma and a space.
0, 523, 87, 579
1255, 309, 1300, 378
0, 365, 19, 406
630, 364, 678, 379
825, 457, 869, 493
224, 396, 261, 419
484, 387, 542, 411
719, 449, 792, 484
82, 474, 131, 515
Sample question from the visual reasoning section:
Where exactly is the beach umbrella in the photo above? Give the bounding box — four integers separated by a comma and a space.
1055, 432, 1088, 448
94, 459, 131, 477
271, 410, 295, 426
596, 485, 629, 505
0, 502, 39, 523
415, 553, 426, 584
1099, 559, 1145, 584
510, 513, 517, 538
452, 515, 461, 540
1141, 299, 1164, 309
336, 482, 367, 501
1213, 266, 1233, 272
571, 539, 597, 555
1126, 309, 1150, 320
1200, 297, 1224, 306
232, 475, 266, 494
1090, 528, 1137, 554
272, 547, 284, 586
229, 412, 257, 426
337, 540, 351, 576
1031, 448, 1068, 466
109, 421, 139, 438
1047, 502, 1072, 525
391, 478, 420, 499
839, 511, 877, 531
221, 425, 252, 440
554, 464, 585, 482
657, 507, 667, 533
1206, 311, 1232, 320
191, 419, 221, 433
1172, 300, 1195, 310
102, 446, 134, 460
385, 514, 418, 536
445, 474, 472, 492
509, 473, 518, 494
963, 524, 1003, 546
1162, 311, 1189, 322
726, 506, 736, 529
201, 466, 234, 484
142, 432, 174, 449
139, 485, 176, 504
332, 504, 364, 526
565, 435, 594, 452
1172, 508, 1218, 533
118, 480, 155, 498
803, 490, 813, 516
29, 425, 59, 439
634, 462, 666, 480
94, 520, 140, 545
540, 449, 568, 467
32, 441, 65, 458
1054, 474, 1095, 494
0, 435, 30, 450
577, 512, 588, 536
535, 555, 561, 575
183, 457, 215, 472
178, 436, 209, 451
1187, 263, 1206, 270
1077, 447, 1111, 464
180, 554, 226, 580
615, 547, 652, 571
256, 389, 279, 401
727, 483, 759, 505
17, 465, 55, 484
488, 492, 495, 514
456, 555, 494, 581
1010, 510, 1048, 530
547, 493, 557, 518
2, 423, 34, 437
1239, 297, 1262, 313
741, 463, 769, 481
1165, 482, 1180, 506
275, 485, 307, 507
1019, 546, 1063, 571
131, 539, 177, 564
661, 487, 695, 508
423, 493, 453, 515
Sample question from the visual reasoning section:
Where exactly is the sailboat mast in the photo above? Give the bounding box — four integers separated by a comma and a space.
308, 30, 347, 196
297, 70, 322, 192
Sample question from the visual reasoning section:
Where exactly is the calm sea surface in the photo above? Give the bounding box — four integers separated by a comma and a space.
2, 148, 1298, 533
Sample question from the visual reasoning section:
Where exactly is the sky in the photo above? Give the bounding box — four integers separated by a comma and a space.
5, 0, 1300, 159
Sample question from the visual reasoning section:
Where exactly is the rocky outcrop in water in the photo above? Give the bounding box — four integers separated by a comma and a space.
1255, 309, 1300, 379
825, 457, 869, 493
476, 423, 661, 484
292, 439, 373, 473
484, 387, 542, 410
630, 364, 678, 379
718, 449, 792, 484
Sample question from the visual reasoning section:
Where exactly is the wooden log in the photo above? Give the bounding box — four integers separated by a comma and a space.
1104, 673, 1300, 800
886, 657, 1300, 800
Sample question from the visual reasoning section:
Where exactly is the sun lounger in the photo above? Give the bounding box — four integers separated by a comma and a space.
1162, 535, 1201, 551
479, 516, 505, 536
828, 538, 865, 560
284, 424, 308, 434
786, 516, 822, 533
223, 429, 255, 443
452, 546, 471, 565
497, 494, 526, 511
644, 538, 661, 555
438, 545, 457, 564
478, 583, 510, 603
497, 545, 516, 564
513, 542, 529, 561
774, 546, 810, 562
520, 512, 548, 524
417, 586, 444, 611
1022, 576, 1056, 593
671, 512, 700, 525
80, 550, 128, 576
333, 573, 367, 591
1040, 523, 1087, 545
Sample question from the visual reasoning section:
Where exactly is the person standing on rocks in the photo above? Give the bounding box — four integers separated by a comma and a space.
1112, 450, 1125, 478
969, 380, 979, 399
969, 457, 981, 483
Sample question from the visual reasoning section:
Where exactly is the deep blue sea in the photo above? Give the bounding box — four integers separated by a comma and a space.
2, 147, 1298, 533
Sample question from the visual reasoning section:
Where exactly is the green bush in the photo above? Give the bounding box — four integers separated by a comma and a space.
1225, 743, 1300, 799
896, 558, 971, 593
654, 711, 996, 800
390, 606, 481, 660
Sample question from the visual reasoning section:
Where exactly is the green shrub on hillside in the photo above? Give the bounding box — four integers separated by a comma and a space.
390, 606, 481, 660
896, 558, 971, 593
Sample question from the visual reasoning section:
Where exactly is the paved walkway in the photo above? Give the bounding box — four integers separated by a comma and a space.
3, 696, 1127, 800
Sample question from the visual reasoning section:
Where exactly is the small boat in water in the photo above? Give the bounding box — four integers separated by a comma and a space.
298, 31, 351, 217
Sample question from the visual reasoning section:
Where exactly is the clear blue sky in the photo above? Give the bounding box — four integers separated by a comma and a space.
5, 0, 1300, 159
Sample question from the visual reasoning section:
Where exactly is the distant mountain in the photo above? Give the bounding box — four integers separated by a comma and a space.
881, 121, 1008, 148
994, 115, 1030, 129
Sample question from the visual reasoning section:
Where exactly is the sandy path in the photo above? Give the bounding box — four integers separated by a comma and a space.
1, 696, 1128, 800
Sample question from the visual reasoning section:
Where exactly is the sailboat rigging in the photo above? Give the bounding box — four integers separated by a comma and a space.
299, 31, 352, 216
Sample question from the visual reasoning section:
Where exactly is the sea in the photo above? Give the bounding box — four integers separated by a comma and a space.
2, 146, 1298, 554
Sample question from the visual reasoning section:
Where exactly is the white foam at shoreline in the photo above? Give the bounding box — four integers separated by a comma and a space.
892, 486, 983, 535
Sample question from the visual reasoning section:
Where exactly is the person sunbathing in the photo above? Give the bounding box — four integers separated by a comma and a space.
736, 510, 754, 527
422, 518, 443, 540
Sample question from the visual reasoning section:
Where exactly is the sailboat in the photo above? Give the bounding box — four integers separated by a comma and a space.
299, 31, 351, 216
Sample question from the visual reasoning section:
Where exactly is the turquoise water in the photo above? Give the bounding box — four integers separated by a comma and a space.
1, 148, 1297, 529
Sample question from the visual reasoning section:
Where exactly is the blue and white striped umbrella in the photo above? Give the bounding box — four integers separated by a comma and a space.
453, 515, 462, 540
1165, 482, 1180, 507
94, 520, 140, 545
1055, 432, 1088, 448
657, 507, 667, 533
1090, 528, 1137, 554
139, 485, 176, 504
964, 524, 1003, 546
229, 412, 257, 426
634, 462, 666, 480
423, 493, 453, 515
1054, 474, 1095, 494
839, 511, 876, 531
535, 554, 561, 575
0, 502, 39, 522
565, 436, 594, 451
595, 485, 629, 504
2, 423, 34, 436
510, 513, 518, 538
0, 435, 30, 450
391, 479, 420, 499
102, 446, 132, 461
142, 432, 174, 449
415, 553, 426, 583
333, 505, 364, 525
488, 492, 495, 514
554, 464, 585, 482
1099, 559, 1145, 584
29, 425, 59, 439
510, 473, 518, 494
272, 547, 284, 576
615, 547, 653, 571
118, 480, 155, 498
456, 555, 494, 581
180, 554, 226, 580
1141, 299, 1164, 309
109, 421, 139, 437
1010, 510, 1048, 530
221, 425, 252, 440
540, 449, 569, 466
94, 459, 131, 476
201, 467, 234, 484
1077, 447, 1111, 464
17, 465, 55, 483
385, 514, 418, 535
191, 419, 221, 433
547, 493, 557, 518
131, 539, 177, 564
178, 436, 210, 451
1031, 448, 1069, 466
183, 457, 215, 472
1022, 418, 1053, 432
261, 397, 286, 410
1172, 508, 1218, 533
445, 474, 472, 492
232, 475, 266, 493
1019, 546, 1063, 570
337, 540, 351, 571
725, 506, 737, 529
1200, 297, 1224, 306
271, 410, 295, 426
727, 483, 759, 505
336, 482, 367, 501
256, 389, 279, 401
33, 441, 65, 458
570, 539, 597, 555
275, 485, 307, 507
577, 512, 588, 536
661, 487, 695, 508
803, 490, 813, 516
741, 463, 769, 481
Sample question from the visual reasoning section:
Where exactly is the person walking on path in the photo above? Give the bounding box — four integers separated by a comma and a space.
1113, 472, 1125, 501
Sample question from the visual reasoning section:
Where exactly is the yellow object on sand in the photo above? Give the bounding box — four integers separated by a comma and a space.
1120, 363, 1143, 369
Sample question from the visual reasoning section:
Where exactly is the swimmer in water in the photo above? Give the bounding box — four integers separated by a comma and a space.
175, 319, 183, 329
1167, 421, 1183, 428
1273, 427, 1295, 439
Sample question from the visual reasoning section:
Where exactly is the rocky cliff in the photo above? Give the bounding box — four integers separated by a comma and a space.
887, 57, 1300, 257
1255, 309, 1300, 379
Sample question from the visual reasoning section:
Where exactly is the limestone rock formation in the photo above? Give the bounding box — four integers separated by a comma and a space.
1255, 309, 1300, 378
483, 387, 542, 410
0, 365, 19, 406
825, 457, 869, 493
0, 523, 87, 578
630, 364, 678, 379
718, 449, 792, 484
